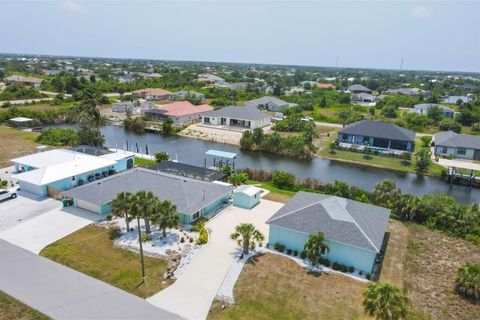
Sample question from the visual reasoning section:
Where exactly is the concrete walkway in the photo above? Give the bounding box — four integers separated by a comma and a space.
147, 200, 283, 320
0, 240, 181, 319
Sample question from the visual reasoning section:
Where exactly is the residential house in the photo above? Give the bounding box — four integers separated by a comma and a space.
353, 92, 376, 105
62, 167, 233, 223
132, 88, 171, 101
266, 192, 389, 273
412, 103, 454, 118
202, 105, 271, 129
197, 73, 225, 85
300, 80, 319, 87
285, 87, 308, 96
12, 148, 135, 197
116, 74, 134, 84
434, 131, 480, 160
384, 88, 426, 97
245, 96, 297, 112
168, 91, 205, 101
316, 83, 336, 89
225, 82, 248, 90
144, 101, 213, 125
444, 94, 475, 104
338, 120, 416, 154
347, 84, 371, 94
4, 75, 43, 88
111, 101, 156, 115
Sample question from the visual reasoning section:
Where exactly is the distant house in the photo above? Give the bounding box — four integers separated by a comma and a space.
353, 93, 376, 104
459, 83, 476, 91
202, 105, 271, 129
116, 74, 134, 84
111, 101, 156, 115
300, 80, 318, 87
62, 167, 233, 223
412, 103, 454, 118
132, 88, 171, 101
316, 83, 336, 89
4, 75, 43, 88
41, 69, 62, 76
338, 120, 416, 154
285, 87, 308, 96
168, 90, 205, 101
197, 73, 225, 85
225, 82, 248, 90
384, 88, 426, 97
144, 101, 213, 125
245, 96, 297, 112
266, 192, 390, 273
444, 94, 475, 104
434, 131, 480, 160
11, 148, 135, 197
347, 84, 371, 94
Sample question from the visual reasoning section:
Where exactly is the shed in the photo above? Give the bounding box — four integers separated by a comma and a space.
233, 185, 261, 209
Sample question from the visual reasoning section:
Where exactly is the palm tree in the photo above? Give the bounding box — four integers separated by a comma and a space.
455, 263, 480, 300
230, 223, 264, 254
303, 231, 329, 266
392, 194, 420, 221
152, 200, 179, 238
111, 192, 133, 231
363, 282, 408, 320
372, 179, 401, 209
135, 190, 158, 233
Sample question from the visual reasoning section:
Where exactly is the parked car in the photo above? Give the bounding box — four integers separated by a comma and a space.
301, 116, 314, 122
0, 188, 17, 201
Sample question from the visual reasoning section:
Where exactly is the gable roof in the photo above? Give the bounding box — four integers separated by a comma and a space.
339, 120, 415, 142
234, 185, 261, 197
245, 96, 293, 108
434, 131, 480, 150
158, 101, 212, 117
347, 84, 371, 92
266, 192, 390, 252
62, 168, 232, 216
202, 105, 270, 121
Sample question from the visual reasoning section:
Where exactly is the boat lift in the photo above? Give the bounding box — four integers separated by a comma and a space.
204, 149, 237, 170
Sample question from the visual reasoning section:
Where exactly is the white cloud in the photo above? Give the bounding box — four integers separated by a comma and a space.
61, 1, 87, 14
410, 4, 431, 18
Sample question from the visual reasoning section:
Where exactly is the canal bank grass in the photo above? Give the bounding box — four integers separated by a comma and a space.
0, 291, 48, 320
0, 126, 38, 167
0, 102, 74, 113
247, 180, 296, 203
208, 253, 370, 320
134, 156, 156, 167
40, 224, 172, 298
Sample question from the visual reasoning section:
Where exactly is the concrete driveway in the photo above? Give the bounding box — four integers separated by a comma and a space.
0, 193, 60, 232
0, 205, 101, 254
0, 240, 181, 319
147, 200, 283, 320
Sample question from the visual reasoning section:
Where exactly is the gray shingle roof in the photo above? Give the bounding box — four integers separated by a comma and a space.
202, 105, 270, 121
245, 96, 291, 108
435, 131, 480, 150
62, 168, 232, 215
266, 192, 390, 252
348, 84, 371, 93
339, 120, 416, 142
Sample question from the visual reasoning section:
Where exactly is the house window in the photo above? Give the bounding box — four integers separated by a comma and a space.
457, 148, 467, 155
442, 146, 448, 153
72, 176, 76, 181
192, 212, 200, 220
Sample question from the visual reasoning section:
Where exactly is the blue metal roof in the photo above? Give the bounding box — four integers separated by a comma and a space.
205, 149, 237, 159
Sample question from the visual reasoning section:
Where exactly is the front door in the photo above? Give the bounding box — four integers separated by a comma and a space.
474, 149, 480, 160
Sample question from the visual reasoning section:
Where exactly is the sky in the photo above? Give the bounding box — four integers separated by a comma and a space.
0, 1, 479, 72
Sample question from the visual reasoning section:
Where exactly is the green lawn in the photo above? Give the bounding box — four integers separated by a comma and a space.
0, 291, 48, 320
135, 156, 156, 167
247, 180, 296, 203
40, 225, 171, 298
0, 126, 39, 167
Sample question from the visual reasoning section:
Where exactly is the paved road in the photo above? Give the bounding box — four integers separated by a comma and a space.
0, 240, 181, 319
147, 199, 283, 320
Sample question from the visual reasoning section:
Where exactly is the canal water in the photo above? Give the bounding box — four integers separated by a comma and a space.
98, 125, 479, 204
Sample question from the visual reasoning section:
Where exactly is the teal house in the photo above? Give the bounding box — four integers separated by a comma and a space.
63, 168, 233, 223
233, 185, 261, 209
266, 192, 390, 273
11, 148, 134, 197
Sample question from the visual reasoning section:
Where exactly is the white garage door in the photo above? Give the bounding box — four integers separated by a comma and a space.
19, 181, 43, 195
76, 199, 101, 214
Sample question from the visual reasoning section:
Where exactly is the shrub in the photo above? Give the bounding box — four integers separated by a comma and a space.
365, 273, 372, 280
106, 215, 112, 221
272, 171, 295, 189
108, 226, 122, 240
141, 233, 151, 242
189, 237, 193, 243
293, 250, 298, 257
180, 237, 185, 243
300, 251, 306, 259
286, 249, 292, 255
197, 228, 208, 245
274, 242, 286, 252
348, 266, 355, 273
36, 128, 79, 146
332, 262, 341, 271
319, 257, 331, 267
